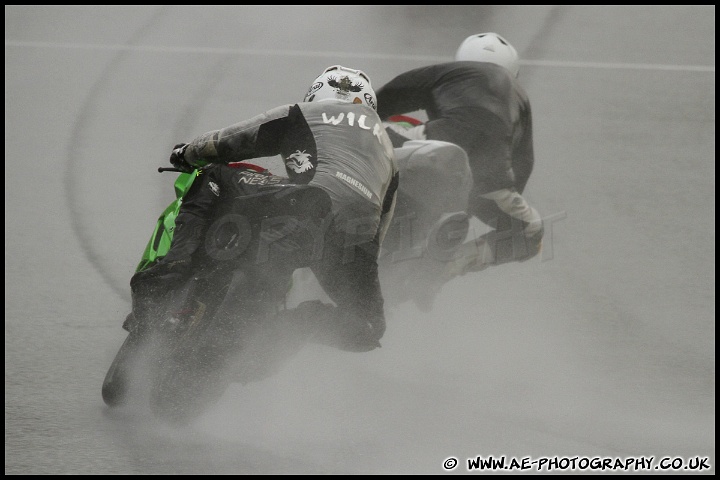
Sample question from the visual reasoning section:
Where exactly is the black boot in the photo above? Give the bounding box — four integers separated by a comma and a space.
284, 300, 382, 352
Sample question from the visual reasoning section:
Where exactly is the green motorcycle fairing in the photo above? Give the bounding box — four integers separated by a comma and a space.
136, 170, 199, 273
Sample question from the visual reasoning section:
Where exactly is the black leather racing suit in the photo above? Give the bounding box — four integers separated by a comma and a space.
376, 61, 543, 267
177, 100, 399, 351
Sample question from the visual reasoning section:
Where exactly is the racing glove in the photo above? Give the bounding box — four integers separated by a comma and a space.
169, 143, 193, 172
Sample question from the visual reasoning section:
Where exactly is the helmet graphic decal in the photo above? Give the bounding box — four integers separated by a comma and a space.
327, 75, 365, 94
285, 150, 314, 174
305, 81, 322, 101
363, 93, 376, 111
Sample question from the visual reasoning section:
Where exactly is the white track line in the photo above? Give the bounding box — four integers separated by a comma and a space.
5, 40, 716, 73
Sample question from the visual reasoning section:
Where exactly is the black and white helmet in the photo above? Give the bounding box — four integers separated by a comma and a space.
455, 32, 520, 78
304, 65, 377, 111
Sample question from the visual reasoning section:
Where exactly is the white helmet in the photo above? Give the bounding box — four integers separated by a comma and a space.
304, 65, 377, 111
455, 33, 520, 78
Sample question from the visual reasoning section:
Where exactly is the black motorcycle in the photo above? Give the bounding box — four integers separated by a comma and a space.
102, 167, 332, 424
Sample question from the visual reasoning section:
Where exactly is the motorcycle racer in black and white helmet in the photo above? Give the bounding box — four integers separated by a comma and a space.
166, 65, 399, 352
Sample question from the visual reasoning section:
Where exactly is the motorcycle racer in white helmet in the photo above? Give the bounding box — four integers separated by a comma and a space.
375, 33, 543, 295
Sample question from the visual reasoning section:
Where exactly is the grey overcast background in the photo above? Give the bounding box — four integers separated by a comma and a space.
5, 5, 715, 475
